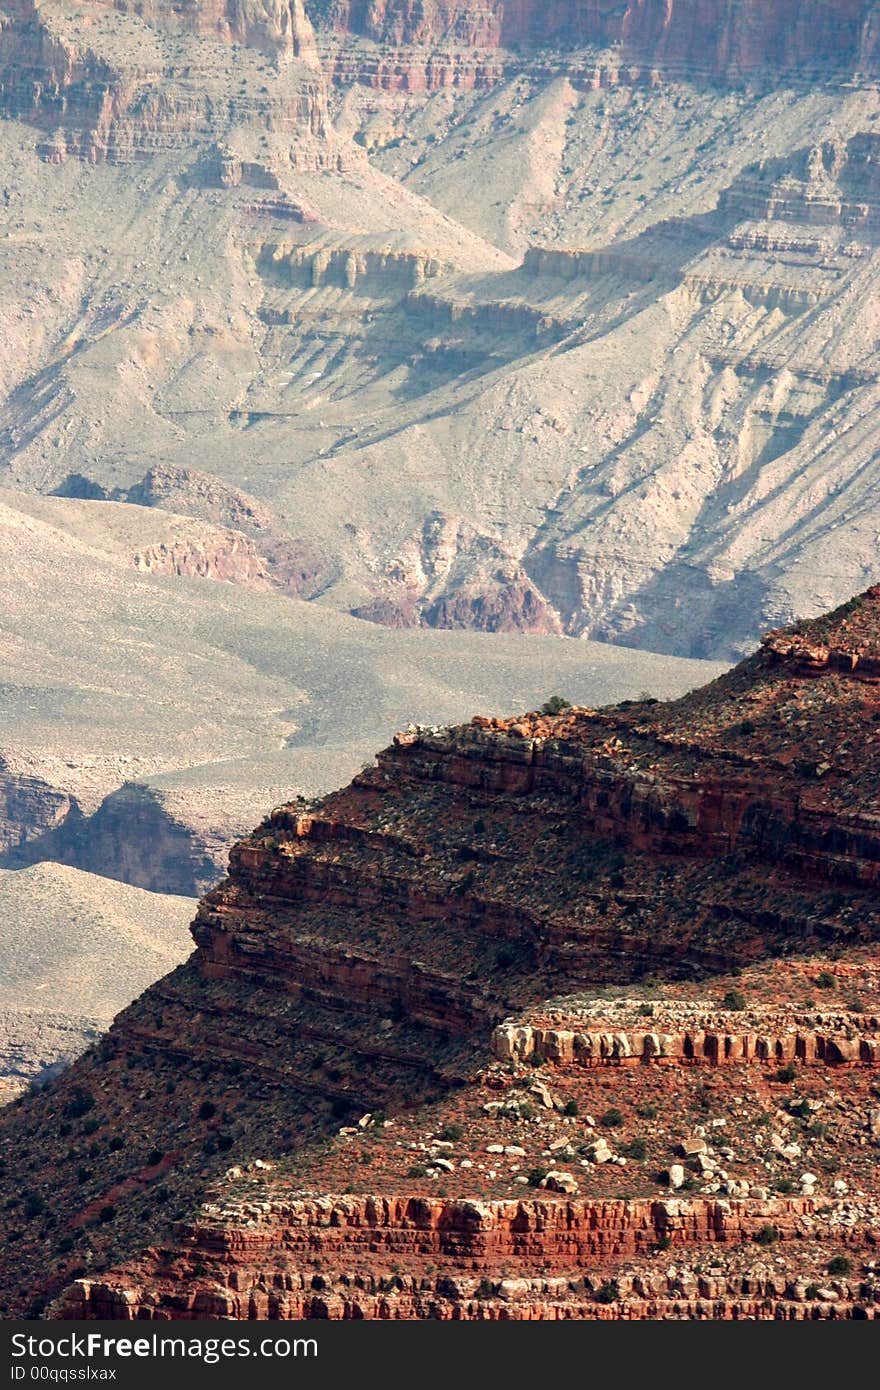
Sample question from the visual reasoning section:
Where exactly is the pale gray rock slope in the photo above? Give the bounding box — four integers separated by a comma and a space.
0, 4, 878, 663
0, 862, 195, 1094
0, 488, 722, 893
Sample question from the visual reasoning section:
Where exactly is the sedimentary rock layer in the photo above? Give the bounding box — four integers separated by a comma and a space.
1, 593, 879, 1318
312, 0, 880, 90
55, 1193, 879, 1320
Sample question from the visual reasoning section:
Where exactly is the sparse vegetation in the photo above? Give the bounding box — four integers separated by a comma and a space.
620, 1138, 647, 1161
539, 696, 571, 716
599, 1108, 625, 1129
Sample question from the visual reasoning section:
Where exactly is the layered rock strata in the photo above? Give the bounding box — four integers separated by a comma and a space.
0, 0, 334, 166
312, 0, 880, 90
55, 1194, 879, 1320
1, 594, 879, 1318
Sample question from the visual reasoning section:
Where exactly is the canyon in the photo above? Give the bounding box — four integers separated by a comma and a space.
1, 0, 880, 1323
2, 0, 880, 920
1, 0, 879, 665
315, 1, 880, 88
0, 591, 878, 1319
1, 4, 879, 808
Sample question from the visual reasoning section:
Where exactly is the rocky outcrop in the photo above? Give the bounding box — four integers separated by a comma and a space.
0, 765, 74, 858
492, 1022, 880, 1068
260, 240, 450, 291
0, 0, 334, 166
2, 592, 880, 1318
125, 466, 333, 598
131, 533, 271, 587
53, 1193, 879, 1320
9, 784, 220, 895
312, 0, 880, 90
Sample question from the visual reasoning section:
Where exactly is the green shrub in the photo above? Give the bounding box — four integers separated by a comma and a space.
65, 1089, 95, 1120
599, 1108, 624, 1129
146, 1148, 164, 1167
723, 989, 746, 1011
594, 1279, 620, 1304
540, 696, 571, 716
527, 1168, 547, 1188
440, 1123, 463, 1142
827, 1255, 852, 1277
23, 1193, 45, 1220
563, 1100, 579, 1117
407, 1164, 428, 1179
198, 1101, 217, 1121
815, 971, 836, 989
97, 1205, 117, 1224
621, 1139, 647, 1161
774, 1063, 797, 1084
755, 1225, 778, 1245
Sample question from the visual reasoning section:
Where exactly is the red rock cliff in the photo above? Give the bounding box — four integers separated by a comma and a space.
311, 0, 880, 86
1, 590, 880, 1319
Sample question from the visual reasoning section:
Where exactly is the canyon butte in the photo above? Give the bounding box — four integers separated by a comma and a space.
0, 588, 879, 1319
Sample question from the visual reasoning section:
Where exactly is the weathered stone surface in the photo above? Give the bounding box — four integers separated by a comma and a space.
1, 593, 880, 1319
314, 1, 880, 91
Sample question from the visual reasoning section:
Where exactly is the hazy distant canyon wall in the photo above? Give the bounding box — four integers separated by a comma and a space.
311, 0, 880, 84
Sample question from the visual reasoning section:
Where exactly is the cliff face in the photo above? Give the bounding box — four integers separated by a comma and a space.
0, 0, 333, 165
57, 1194, 880, 1320
311, 0, 880, 88
0, 592, 879, 1319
